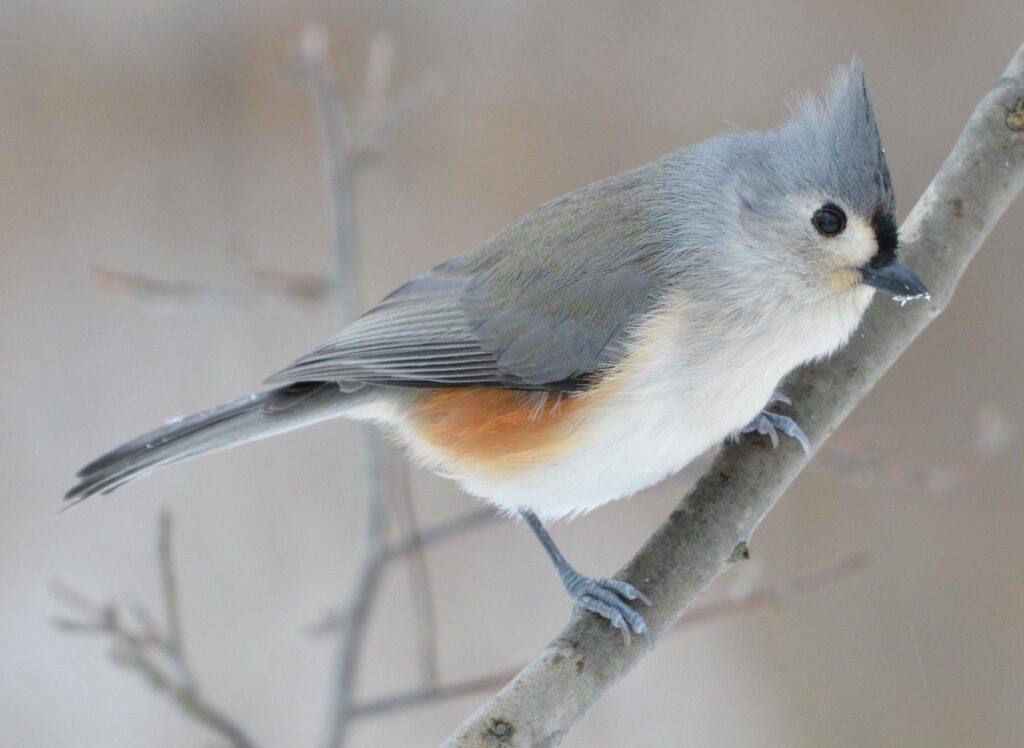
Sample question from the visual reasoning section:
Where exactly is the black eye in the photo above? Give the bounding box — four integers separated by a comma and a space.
812, 203, 847, 237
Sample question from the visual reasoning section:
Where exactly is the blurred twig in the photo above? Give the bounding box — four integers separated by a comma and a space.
306, 506, 497, 636
678, 552, 866, 626
73, 26, 455, 748
345, 552, 867, 719
821, 404, 1014, 494
91, 245, 332, 305
381, 506, 497, 562
392, 467, 441, 686
293, 25, 442, 748
52, 511, 258, 748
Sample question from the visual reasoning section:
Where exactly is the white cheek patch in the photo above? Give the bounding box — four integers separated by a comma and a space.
829, 213, 876, 268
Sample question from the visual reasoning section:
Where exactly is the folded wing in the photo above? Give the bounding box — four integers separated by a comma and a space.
267, 167, 668, 391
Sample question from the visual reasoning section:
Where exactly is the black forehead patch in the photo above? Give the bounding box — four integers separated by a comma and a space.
869, 210, 899, 269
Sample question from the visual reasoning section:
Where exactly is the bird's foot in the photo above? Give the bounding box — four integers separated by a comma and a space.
739, 403, 811, 454
560, 568, 653, 647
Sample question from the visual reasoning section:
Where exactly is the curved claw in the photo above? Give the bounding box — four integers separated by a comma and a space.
739, 410, 809, 454
594, 577, 652, 607
766, 412, 811, 454
566, 573, 654, 648
519, 509, 655, 649
577, 594, 632, 645
743, 413, 779, 447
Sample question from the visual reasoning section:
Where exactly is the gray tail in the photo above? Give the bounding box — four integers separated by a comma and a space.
65, 382, 363, 505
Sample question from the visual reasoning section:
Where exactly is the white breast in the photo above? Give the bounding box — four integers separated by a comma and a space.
448, 286, 872, 520
362, 286, 874, 521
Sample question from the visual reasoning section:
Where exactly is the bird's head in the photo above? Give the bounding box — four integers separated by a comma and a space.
734, 59, 929, 307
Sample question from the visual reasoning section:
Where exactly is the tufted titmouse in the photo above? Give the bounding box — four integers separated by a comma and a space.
67, 60, 927, 644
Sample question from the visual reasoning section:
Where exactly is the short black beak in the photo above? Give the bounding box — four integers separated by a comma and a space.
860, 260, 930, 303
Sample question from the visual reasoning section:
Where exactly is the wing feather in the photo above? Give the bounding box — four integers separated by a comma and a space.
267, 162, 669, 390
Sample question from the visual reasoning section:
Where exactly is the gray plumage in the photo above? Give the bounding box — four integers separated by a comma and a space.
266, 167, 666, 389
67, 58, 923, 511
266, 60, 894, 392
66, 383, 364, 503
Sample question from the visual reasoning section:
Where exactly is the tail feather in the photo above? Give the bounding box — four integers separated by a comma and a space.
66, 382, 363, 504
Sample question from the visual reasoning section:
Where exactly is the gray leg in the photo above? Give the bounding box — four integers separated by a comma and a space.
519, 509, 653, 647
738, 392, 811, 454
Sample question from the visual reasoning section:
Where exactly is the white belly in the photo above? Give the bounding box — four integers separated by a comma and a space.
451, 364, 777, 520
363, 287, 872, 521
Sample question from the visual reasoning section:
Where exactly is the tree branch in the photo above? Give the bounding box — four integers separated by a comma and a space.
52, 511, 259, 748
392, 467, 442, 687
91, 250, 332, 306
68, 29, 452, 748
295, 27, 444, 748
345, 552, 865, 719
442, 42, 1024, 747
298, 28, 395, 748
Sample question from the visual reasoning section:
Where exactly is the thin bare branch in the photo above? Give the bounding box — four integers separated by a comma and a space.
92, 260, 330, 305
323, 450, 388, 747
353, 671, 518, 719
52, 516, 258, 748
442, 41, 1024, 747
348, 553, 866, 719
298, 24, 361, 323
85, 28, 447, 748
679, 553, 866, 626
392, 467, 441, 687
306, 506, 497, 637
159, 510, 183, 656
354, 74, 446, 159
821, 403, 1014, 493
92, 267, 232, 301
381, 507, 497, 563
50, 579, 106, 617
299, 26, 386, 748
360, 33, 396, 123
296, 26, 443, 748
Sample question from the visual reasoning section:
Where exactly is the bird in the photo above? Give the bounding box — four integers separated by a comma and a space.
66, 59, 928, 646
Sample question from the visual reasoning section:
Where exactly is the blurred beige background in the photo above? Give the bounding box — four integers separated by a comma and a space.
2, 1, 1023, 746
